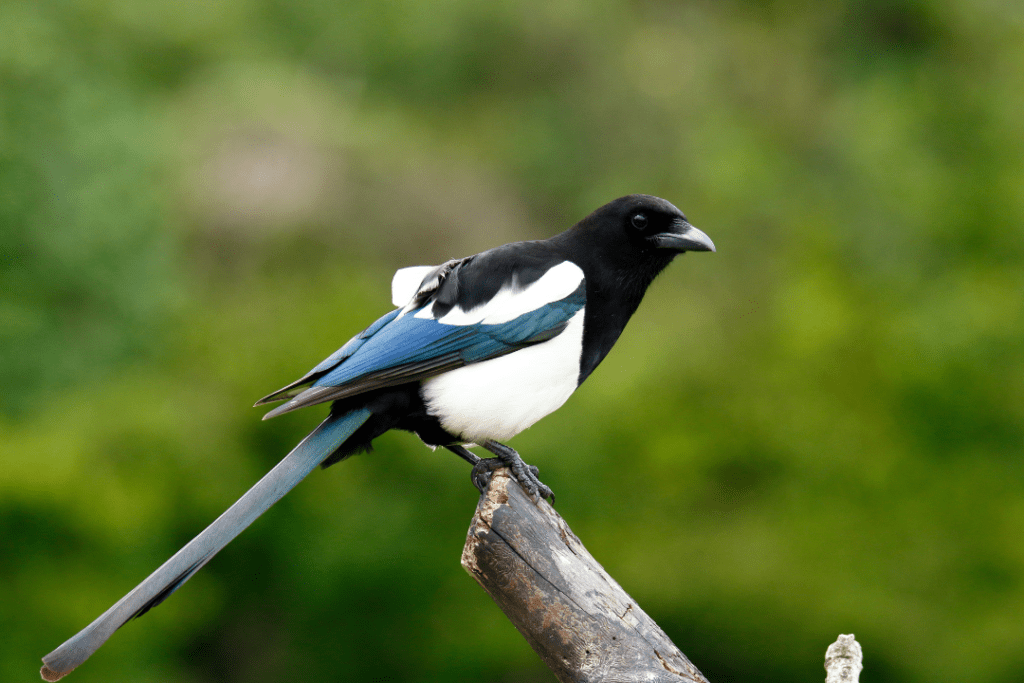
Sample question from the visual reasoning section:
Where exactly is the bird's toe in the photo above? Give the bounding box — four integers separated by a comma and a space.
470, 457, 502, 494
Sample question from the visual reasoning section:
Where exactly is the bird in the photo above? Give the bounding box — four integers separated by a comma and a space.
40, 194, 714, 681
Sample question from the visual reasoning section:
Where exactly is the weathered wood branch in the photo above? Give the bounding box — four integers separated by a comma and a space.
825, 635, 862, 683
462, 469, 709, 683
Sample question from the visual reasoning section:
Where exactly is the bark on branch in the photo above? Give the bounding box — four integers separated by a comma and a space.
462, 469, 709, 683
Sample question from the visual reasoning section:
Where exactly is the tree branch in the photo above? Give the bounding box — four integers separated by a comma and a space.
462, 469, 708, 683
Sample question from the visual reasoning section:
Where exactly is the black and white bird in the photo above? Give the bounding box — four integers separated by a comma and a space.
41, 194, 714, 681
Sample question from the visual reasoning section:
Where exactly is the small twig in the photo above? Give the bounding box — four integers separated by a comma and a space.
825, 634, 863, 683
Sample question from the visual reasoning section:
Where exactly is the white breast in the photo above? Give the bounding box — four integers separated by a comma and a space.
420, 308, 586, 443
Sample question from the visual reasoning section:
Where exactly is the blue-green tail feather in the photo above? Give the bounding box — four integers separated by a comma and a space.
40, 408, 372, 682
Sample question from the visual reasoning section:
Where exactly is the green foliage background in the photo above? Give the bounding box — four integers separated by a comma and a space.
3, 1, 1023, 681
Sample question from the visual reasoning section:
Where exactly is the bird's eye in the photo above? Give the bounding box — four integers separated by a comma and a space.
630, 213, 648, 230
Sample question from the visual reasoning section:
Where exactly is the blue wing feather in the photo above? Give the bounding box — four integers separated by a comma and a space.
255, 308, 403, 405
309, 308, 402, 375
260, 282, 585, 418
315, 283, 584, 388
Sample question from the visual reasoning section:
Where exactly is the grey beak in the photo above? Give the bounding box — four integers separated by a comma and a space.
650, 218, 716, 253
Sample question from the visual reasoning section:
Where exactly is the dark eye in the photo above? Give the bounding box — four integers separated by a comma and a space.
630, 213, 648, 229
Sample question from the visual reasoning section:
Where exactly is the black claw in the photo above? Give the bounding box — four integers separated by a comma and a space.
452, 442, 555, 505
480, 441, 555, 506
541, 486, 555, 506
469, 457, 502, 494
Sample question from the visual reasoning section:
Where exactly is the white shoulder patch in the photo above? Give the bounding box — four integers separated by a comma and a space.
426, 260, 585, 326
391, 266, 437, 307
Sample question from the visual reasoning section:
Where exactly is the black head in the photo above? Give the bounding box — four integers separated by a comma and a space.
555, 195, 715, 383
557, 194, 714, 276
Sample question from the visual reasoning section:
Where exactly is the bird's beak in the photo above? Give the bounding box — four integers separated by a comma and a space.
650, 218, 716, 253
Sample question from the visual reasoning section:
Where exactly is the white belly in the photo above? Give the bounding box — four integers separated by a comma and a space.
420, 309, 585, 443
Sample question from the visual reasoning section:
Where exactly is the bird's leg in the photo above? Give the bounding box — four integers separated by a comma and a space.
445, 444, 481, 466
477, 440, 555, 504
446, 444, 501, 495
448, 442, 555, 504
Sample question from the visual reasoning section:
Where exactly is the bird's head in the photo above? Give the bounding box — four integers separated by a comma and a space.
561, 194, 715, 279
611, 194, 715, 254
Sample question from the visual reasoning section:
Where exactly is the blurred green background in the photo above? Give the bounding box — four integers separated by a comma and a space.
3, 0, 1023, 681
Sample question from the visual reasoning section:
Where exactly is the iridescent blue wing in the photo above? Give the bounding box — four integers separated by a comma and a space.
257, 255, 585, 419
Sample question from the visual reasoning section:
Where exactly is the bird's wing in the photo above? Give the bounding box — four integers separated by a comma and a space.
256, 257, 586, 419
255, 258, 469, 407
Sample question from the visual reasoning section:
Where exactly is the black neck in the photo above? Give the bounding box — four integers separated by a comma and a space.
550, 229, 676, 384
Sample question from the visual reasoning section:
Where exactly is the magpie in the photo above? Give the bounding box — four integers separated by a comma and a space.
40, 194, 714, 681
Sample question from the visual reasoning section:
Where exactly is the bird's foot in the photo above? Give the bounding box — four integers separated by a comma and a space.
445, 445, 494, 492
445, 445, 501, 493
478, 441, 555, 505
469, 456, 503, 493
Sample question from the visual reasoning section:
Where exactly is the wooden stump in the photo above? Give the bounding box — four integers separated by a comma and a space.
462, 469, 709, 683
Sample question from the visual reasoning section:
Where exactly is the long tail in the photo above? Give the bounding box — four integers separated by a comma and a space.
40, 408, 372, 682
